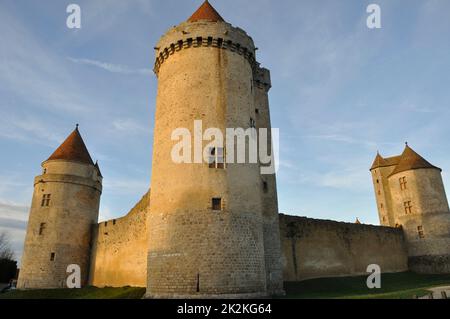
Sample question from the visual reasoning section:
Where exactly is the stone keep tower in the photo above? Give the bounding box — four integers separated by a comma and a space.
17, 126, 102, 289
371, 144, 450, 274
147, 1, 283, 297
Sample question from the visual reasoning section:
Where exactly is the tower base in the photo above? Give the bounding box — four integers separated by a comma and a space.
409, 255, 450, 274
144, 292, 269, 299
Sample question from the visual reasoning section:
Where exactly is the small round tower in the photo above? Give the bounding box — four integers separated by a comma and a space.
147, 1, 277, 298
388, 145, 450, 273
17, 126, 102, 289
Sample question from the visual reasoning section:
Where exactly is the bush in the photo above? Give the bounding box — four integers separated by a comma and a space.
0, 258, 17, 283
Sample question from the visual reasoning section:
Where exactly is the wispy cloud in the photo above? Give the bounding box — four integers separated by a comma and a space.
112, 118, 150, 134
306, 134, 396, 149
68, 57, 152, 75
0, 201, 29, 263
0, 201, 29, 223
103, 177, 149, 194
0, 113, 64, 146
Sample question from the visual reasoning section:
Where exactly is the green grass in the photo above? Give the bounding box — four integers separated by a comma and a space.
0, 286, 146, 299
284, 272, 450, 299
2, 272, 449, 299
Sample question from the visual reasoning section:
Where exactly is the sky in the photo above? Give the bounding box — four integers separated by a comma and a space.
0, 0, 449, 262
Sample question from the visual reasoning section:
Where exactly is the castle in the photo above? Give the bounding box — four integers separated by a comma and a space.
17, 1, 450, 297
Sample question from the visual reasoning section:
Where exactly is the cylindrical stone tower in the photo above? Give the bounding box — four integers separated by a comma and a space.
146, 1, 282, 298
388, 146, 450, 274
17, 126, 102, 289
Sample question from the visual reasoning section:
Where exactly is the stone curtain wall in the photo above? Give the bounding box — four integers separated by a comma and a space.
89, 191, 150, 288
280, 215, 409, 281
89, 207, 410, 287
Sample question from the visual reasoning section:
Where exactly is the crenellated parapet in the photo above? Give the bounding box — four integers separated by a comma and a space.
154, 22, 257, 75
254, 65, 271, 92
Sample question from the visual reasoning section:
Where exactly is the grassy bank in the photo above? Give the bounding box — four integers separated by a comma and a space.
284, 271, 450, 299
2, 272, 450, 299
0, 286, 146, 299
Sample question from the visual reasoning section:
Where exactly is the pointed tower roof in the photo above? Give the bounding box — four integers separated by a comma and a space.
47, 125, 94, 165
187, 1, 225, 23
95, 161, 103, 177
389, 145, 441, 176
370, 152, 402, 170
370, 152, 386, 170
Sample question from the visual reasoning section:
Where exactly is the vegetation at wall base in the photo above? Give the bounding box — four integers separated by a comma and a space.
283, 271, 450, 299
2, 272, 450, 299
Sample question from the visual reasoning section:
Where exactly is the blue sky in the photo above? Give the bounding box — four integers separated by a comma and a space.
1, 0, 449, 261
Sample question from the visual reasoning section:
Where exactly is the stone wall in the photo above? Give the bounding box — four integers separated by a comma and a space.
89, 191, 149, 288
279, 214, 409, 281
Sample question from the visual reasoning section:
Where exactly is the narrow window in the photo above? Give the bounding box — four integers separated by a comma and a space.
380, 203, 384, 209
41, 194, 51, 207
263, 181, 269, 193
104, 221, 108, 227
217, 38, 223, 48
207, 37, 213, 46
217, 147, 225, 169
113, 220, 116, 226
196, 273, 200, 293
399, 177, 407, 190
382, 216, 386, 223
39, 223, 46, 235
255, 108, 259, 115
418, 226, 425, 239
376, 179, 379, 184
208, 147, 225, 169
250, 118, 256, 128
404, 201, 413, 215
212, 198, 222, 211
50, 252, 55, 261
208, 147, 216, 169
196, 36, 203, 46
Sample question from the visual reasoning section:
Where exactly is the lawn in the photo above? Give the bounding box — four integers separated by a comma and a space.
284, 271, 450, 299
1, 272, 449, 299
0, 286, 146, 299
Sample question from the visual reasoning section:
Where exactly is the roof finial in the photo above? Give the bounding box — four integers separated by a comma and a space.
405, 141, 408, 146
76, 123, 79, 130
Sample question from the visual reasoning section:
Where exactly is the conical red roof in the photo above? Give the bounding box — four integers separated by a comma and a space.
188, 1, 225, 23
370, 153, 386, 170
389, 145, 440, 176
370, 153, 402, 170
47, 126, 94, 165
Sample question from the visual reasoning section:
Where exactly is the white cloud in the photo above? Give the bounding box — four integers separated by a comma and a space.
0, 201, 30, 264
112, 118, 150, 134
103, 177, 149, 194
0, 113, 64, 146
68, 57, 152, 76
